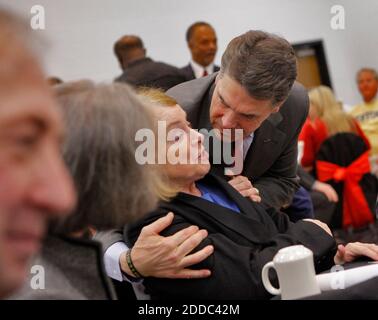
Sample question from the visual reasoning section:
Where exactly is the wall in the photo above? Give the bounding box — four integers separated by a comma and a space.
1, 0, 377, 105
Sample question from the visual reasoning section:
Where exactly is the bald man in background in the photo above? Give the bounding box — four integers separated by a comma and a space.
114, 35, 186, 91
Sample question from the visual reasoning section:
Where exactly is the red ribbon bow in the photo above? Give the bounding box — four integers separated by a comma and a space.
316, 151, 373, 229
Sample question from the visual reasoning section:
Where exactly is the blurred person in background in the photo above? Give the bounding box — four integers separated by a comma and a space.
299, 85, 368, 172
299, 85, 372, 228
181, 21, 219, 81
114, 35, 186, 91
350, 68, 378, 175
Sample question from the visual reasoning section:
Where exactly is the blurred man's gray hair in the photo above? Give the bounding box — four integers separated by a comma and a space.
53, 81, 159, 234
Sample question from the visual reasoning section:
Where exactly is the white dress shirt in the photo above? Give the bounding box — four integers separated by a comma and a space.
242, 133, 254, 160
104, 241, 131, 282
190, 60, 215, 79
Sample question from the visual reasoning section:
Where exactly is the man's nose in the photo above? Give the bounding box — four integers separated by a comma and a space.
221, 110, 237, 129
29, 146, 76, 217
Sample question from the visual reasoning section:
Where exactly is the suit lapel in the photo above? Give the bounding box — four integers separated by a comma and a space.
243, 113, 286, 179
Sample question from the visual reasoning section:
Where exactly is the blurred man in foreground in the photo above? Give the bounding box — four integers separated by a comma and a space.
0, 9, 76, 298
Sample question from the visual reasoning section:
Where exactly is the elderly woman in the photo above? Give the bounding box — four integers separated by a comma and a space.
12, 82, 213, 299
126, 89, 378, 300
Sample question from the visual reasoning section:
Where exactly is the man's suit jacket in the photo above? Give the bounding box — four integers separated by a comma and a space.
115, 57, 186, 91
127, 173, 336, 300
166, 73, 309, 209
180, 63, 220, 81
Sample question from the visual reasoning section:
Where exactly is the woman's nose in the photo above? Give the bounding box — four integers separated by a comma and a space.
190, 128, 204, 144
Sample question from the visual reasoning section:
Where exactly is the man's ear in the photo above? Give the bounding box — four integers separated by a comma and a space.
272, 102, 284, 113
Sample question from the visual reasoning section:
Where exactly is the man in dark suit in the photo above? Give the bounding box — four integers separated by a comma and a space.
114, 35, 186, 91
180, 22, 220, 81
168, 30, 308, 210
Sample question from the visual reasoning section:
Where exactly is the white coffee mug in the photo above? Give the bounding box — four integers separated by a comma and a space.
262, 245, 321, 300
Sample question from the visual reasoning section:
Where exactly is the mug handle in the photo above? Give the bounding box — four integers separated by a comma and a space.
262, 262, 281, 296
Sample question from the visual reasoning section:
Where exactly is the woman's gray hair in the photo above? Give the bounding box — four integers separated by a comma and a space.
53, 81, 158, 234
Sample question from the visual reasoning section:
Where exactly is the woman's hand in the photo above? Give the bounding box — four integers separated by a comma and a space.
121, 212, 214, 279
334, 242, 378, 265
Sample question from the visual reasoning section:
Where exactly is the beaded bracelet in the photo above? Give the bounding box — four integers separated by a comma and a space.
126, 249, 143, 278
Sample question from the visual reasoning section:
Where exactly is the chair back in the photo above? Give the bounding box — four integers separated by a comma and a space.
315, 133, 378, 229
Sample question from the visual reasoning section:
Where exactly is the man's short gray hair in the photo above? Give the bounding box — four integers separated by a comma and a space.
220, 30, 297, 106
